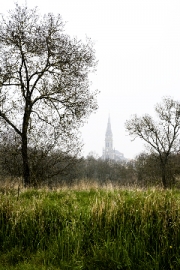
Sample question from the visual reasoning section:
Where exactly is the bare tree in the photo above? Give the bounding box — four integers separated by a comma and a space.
0, 4, 98, 186
125, 97, 180, 188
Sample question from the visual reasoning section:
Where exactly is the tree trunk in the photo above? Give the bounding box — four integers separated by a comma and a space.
161, 164, 167, 189
22, 133, 30, 187
22, 103, 31, 187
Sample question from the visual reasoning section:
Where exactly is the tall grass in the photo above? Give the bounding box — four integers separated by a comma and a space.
0, 186, 180, 269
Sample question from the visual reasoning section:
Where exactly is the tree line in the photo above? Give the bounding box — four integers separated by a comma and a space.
1, 139, 180, 188
0, 140, 138, 187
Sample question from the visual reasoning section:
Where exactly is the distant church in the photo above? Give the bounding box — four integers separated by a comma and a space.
102, 117, 125, 161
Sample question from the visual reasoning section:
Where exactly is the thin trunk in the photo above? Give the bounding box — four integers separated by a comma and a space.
159, 152, 169, 189
161, 162, 168, 189
22, 101, 31, 187
22, 133, 30, 187
161, 170, 167, 189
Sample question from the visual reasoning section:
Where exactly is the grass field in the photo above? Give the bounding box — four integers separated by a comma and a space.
0, 184, 180, 269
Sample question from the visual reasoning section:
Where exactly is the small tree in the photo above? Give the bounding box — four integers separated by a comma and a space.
0, 4, 98, 186
0, 129, 22, 179
134, 152, 162, 186
125, 97, 180, 188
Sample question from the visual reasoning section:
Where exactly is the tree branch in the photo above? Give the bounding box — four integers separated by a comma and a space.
0, 110, 22, 136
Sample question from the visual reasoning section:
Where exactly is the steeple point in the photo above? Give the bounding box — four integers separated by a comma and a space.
106, 115, 112, 137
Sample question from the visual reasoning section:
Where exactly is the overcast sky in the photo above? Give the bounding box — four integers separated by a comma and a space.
2, 0, 180, 159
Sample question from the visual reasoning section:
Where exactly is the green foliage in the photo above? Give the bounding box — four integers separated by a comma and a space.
0, 188, 180, 269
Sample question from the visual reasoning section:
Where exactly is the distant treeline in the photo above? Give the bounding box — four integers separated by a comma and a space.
0, 142, 180, 188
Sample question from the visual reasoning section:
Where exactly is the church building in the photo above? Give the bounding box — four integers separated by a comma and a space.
102, 117, 125, 161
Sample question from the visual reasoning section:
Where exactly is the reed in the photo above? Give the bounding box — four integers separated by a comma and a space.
0, 186, 180, 269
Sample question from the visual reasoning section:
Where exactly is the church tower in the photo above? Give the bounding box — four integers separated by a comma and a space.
102, 116, 125, 161
103, 116, 114, 160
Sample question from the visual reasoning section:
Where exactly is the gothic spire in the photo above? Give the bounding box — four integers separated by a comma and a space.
106, 116, 113, 137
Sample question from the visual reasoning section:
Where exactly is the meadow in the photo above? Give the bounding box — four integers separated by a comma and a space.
0, 182, 180, 269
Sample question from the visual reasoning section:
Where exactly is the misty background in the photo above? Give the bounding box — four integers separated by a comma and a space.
1, 0, 180, 159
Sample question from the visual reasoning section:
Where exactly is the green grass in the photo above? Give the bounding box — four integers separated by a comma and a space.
0, 187, 180, 269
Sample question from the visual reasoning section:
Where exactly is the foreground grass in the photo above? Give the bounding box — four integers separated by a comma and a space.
0, 187, 180, 269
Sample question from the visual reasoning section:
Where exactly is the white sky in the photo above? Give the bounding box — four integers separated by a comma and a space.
2, 0, 180, 159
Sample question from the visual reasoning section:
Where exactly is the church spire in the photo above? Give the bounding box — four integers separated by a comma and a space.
102, 115, 114, 160
106, 115, 112, 137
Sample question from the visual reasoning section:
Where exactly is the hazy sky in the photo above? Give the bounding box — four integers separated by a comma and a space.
2, 0, 180, 159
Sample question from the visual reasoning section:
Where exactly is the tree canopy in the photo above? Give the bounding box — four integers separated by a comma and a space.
0, 4, 98, 186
